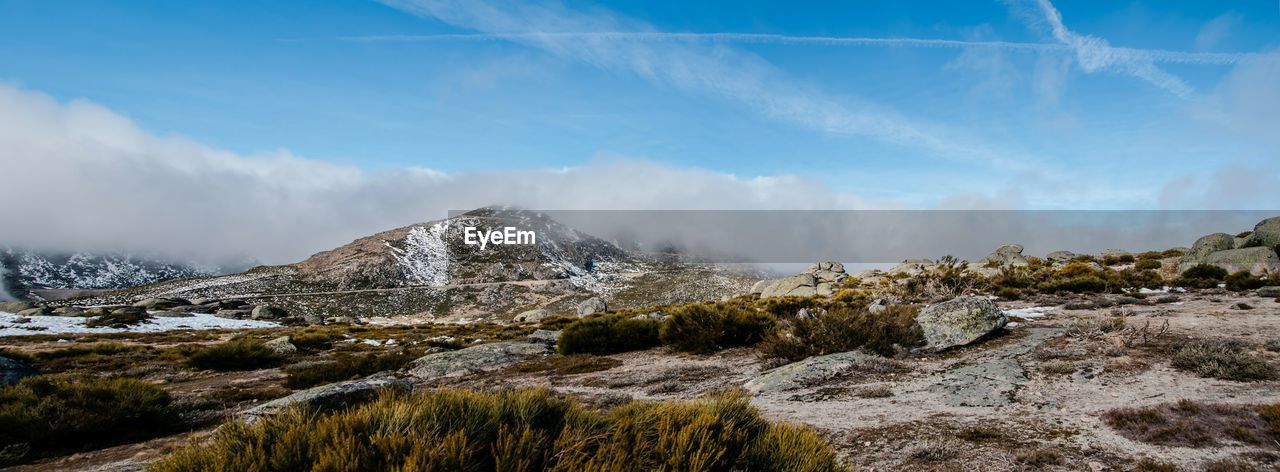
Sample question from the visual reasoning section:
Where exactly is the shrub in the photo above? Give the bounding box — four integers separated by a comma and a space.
0, 376, 177, 466
1103, 254, 1136, 266
285, 350, 418, 389
150, 388, 849, 472
1182, 264, 1228, 281
759, 305, 923, 364
185, 338, 288, 371
1225, 271, 1265, 292
994, 287, 1021, 300
1103, 400, 1276, 448
1038, 275, 1108, 293
660, 303, 775, 354
559, 314, 660, 355
1134, 259, 1162, 270
511, 355, 622, 375
1171, 340, 1276, 381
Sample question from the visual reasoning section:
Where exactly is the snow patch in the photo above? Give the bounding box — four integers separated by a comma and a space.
0, 311, 279, 337
389, 223, 450, 286
1004, 306, 1055, 319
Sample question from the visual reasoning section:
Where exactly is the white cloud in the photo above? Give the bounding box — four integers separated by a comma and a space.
1194, 13, 1242, 52
0, 84, 885, 265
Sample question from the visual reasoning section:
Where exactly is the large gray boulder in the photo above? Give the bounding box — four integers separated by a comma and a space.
1178, 233, 1237, 272
406, 341, 551, 380
264, 336, 298, 355
744, 351, 880, 394
514, 308, 552, 323
133, 297, 187, 310
757, 262, 848, 298
1045, 250, 1077, 262
1202, 247, 1280, 276
0, 301, 35, 313
527, 330, 560, 346
916, 296, 1007, 351
1, 356, 36, 387
1243, 216, 1280, 249
251, 305, 288, 320
759, 273, 819, 298
984, 244, 1029, 267
15, 307, 52, 317
576, 297, 608, 317
237, 372, 411, 424
889, 259, 935, 276
1256, 286, 1280, 298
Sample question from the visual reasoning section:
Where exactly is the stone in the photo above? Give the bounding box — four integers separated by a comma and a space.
981, 244, 1029, 267
759, 274, 818, 298
749, 279, 771, 294
52, 306, 84, 316
1201, 247, 1280, 276
237, 372, 411, 424
407, 341, 551, 380
867, 298, 891, 314
151, 311, 195, 318
796, 307, 825, 319
112, 306, 147, 316
1257, 286, 1280, 298
1178, 233, 1237, 272
744, 351, 879, 394
576, 297, 608, 316
16, 307, 52, 317
915, 296, 1007, 351
1045, 250, 1077, 262
325, 316, 360, 325
527, 330, 560, 346
514, 309, 552, 323
264, 336, 298, 355
214, 309, 251, 319
251, 305, 288, 320
133, 297, 187, 310
0, 301, 35, 313
889, 259, 935, 276
0, 356, 37, 387
928, 358, 1026, 407
1243, 216, 1280, 249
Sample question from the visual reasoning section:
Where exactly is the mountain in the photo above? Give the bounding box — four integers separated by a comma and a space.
0, 248, 217, 300
294, 207, 636, 290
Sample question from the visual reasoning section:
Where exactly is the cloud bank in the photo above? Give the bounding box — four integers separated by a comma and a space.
0, 84, 881, 265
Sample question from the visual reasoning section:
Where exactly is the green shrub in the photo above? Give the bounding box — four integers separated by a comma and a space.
994, 287, 1021, 300
1171, 340, 1276, 381
1135, 259, 1162, 270
660, 303, 775, 354
185, 338, 288, 371
285, 350, 418, 389
759, 305, 923, 364
1103, 254, 1136, 266
1038, 275, 1108, 293
0, 376, 177, 466
150, 388, 848, 472
1224, 271, 1265, 292
1181, 264, 1228, 281
559, 314, 660, 355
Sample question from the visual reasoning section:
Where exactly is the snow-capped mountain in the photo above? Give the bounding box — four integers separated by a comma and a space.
1, 248, 217, 299
294, 207, 637, 290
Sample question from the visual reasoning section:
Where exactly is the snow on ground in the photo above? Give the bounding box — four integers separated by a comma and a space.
1138, 286, 1186, 294
1004, 306, 1055, 319
0, 311, 279, 337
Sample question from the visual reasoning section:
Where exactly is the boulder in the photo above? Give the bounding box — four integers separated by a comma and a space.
759, 273, 819, 298
251, 305, 288, 320
325, 316, 360, 325
16, 307, 52, 317
1201, 247, 1280, 276
237, 372, 411, 424
796, 307, 825, 319
264, 336, 298, 355
749, 279, 771, 294
52, 306, 85, 316
867, 298, 891, 314
980, 244, 1029, 267
1045, 250, 1077, 262
0, 301, 35, 313
214, 309, 251, 319
889, 259, 935, 276
514, 309, 552, 323
151, 311, 195, 318
133, 297, 187, 310
0, 356, 36, 387
1178, 233, 1237, 272
1242, 216, 1280, 249
406, 341, 551, 380
744, 351, 878, 394
756, 262, 849, 298
112, 306, 147, 316
1256, 286, 1280, 298
577, 297, 608, 317
915, 296, 1007, 351
83, 307, 109, 316
527, 330, 560, 346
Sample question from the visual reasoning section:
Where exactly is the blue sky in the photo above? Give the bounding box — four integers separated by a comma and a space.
1, 1, 1279, 261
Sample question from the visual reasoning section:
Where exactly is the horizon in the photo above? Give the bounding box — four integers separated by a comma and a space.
2, 0, 1279, 264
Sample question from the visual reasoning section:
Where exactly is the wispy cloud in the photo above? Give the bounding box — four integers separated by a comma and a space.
1024, 0, 1195, 98
340, 32, 1264, 66
375, 0, 1041, 170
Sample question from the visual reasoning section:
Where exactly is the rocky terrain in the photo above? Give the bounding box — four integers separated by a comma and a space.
2, 215, 1280, 471
0, 248, 218, 301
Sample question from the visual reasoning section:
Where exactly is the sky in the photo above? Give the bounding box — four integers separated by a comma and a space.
0, 0, 1278, 264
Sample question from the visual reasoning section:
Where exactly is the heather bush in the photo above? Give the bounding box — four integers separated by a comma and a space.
185, 338, 288, 371
558, 314, 660, 355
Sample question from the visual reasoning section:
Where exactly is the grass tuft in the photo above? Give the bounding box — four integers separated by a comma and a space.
185, 338, 288, 371
1171, 340, 1277, 381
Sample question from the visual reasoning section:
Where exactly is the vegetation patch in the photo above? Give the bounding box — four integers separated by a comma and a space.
184, 338, 289, 371
559, 314, 661, 355
759, 305, 924, 365
84, 309, 152, 328
1170, 339, 1276, 381
1103, 400, 1279, 448
0, 376, 178, 466
150, 388, 849, 472
659, 303, 775, 354
285, 349, 419, 389
511, 354, 623, 376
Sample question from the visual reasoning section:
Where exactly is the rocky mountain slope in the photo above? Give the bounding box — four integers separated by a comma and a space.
0, 248, 216, 300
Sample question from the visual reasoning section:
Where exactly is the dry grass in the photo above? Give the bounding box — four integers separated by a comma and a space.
184, 338, 289, 372
511, 354, 623, 376
1170, 339, 1277, 381
151, 388, 849, 472
759, 305, 923, 365
1040, 359, 1077, 375
1103, 400, 1278, 448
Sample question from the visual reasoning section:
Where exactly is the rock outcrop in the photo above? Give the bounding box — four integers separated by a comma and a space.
514, 308, 552, 323
406, 341, 551, 380
744, 351, 880, 394
1179, 217, 1280, 275
754, 262, 848, 298
237, 372, 411, 424
1243, 216, 1280, 249
1202, 247, 1280, 276
1178, 233, 1237, 273
916, 296, 1007, 351
577, 297, 608, 316
1, 356, 36, 387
